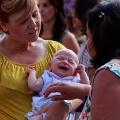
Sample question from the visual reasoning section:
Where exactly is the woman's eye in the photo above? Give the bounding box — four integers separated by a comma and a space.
43, 3, 49, 7
33, 12, 39, 18
37, 3, 40, 8
20, 19, 27, 24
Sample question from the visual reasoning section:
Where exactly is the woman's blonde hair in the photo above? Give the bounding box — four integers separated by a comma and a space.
0, 0, 36, 32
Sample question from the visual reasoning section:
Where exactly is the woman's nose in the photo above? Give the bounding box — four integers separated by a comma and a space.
28, 18, 36, 28
72, 11, 75, 18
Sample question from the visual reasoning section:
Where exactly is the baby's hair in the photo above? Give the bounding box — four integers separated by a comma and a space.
53, 49, 79, 65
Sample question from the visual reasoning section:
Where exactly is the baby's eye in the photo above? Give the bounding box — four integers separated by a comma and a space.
70, 62, 74, 65
69, 60, 74, 65
57, 57, 62, 60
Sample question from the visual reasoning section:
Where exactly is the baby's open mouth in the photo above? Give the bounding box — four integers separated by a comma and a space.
59, 66, 68, 70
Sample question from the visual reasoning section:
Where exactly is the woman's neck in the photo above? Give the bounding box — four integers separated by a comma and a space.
41, 19, 55, 39
1, 35, 32, 52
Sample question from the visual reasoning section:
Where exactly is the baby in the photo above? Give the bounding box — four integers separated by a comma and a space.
25, 49, 89, 120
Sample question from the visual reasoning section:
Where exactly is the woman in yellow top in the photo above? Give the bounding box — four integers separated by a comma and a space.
0, 0, 82, 120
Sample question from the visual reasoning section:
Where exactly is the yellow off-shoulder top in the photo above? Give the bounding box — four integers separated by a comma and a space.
0, 40, 65, 120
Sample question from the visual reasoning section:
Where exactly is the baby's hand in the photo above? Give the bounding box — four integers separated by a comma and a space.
76, 64, 85, 74
27, 66, 35, 73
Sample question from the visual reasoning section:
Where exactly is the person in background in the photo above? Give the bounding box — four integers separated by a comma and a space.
0, 0, 82, 119
43, 1, 120, 120
70, 1, 100, 117
72, 0, 101, 82
72, 0, 100, 44
25, 49, 89, 120
63, 2, 101, 119
38, 0, 80, 54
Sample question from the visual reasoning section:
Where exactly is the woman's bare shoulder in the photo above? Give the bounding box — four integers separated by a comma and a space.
93, 68, 120, 93
62, 31, 76, 41
61, 31, 80, 53
91, 67, 120, 120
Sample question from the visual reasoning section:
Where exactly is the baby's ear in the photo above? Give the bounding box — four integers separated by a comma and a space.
73, 70, 77, 76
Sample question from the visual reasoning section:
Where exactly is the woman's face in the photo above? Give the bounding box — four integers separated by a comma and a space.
1, 3, 41, 43
72, 11, 84, 29
38, 0, 57, 23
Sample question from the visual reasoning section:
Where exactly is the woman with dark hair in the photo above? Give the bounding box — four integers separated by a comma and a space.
43, 1, 120, 120
38, 0, 80, 54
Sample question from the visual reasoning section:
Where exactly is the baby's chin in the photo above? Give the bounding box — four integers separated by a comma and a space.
57, 72, 72, 78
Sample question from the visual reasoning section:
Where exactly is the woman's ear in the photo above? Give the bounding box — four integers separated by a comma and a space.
0, 20, 8, 33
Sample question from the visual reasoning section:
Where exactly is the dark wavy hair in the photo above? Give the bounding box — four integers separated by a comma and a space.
88, 1, 120, 68
74, 0, 100, 34
39, 0, 66, 42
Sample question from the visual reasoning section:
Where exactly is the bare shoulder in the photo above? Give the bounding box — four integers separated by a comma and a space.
93, 68, 120, 89
36, 37, 46, 47
91, 67, 120, 120
30, 37, 46, 56
92, 68, 120, 99
62, 31, 76, 42
61, 31, 80, 53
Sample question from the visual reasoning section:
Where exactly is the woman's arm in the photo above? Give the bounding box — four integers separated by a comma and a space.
36, 82, 90, 120
44, 82, 90, 101
36, 98, 83, 120
36, 101, 69, 120
91, 69, 120, 120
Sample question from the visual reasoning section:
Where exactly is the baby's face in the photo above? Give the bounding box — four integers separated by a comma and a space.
49, 49, 79, 77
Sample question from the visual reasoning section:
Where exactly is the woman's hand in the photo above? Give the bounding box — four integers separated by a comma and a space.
44, 82, 90, 101
36, 101, 68, 120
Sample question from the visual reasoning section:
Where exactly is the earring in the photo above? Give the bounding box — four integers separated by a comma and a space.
5, 28, 8, 32
4, 28, 9, 34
